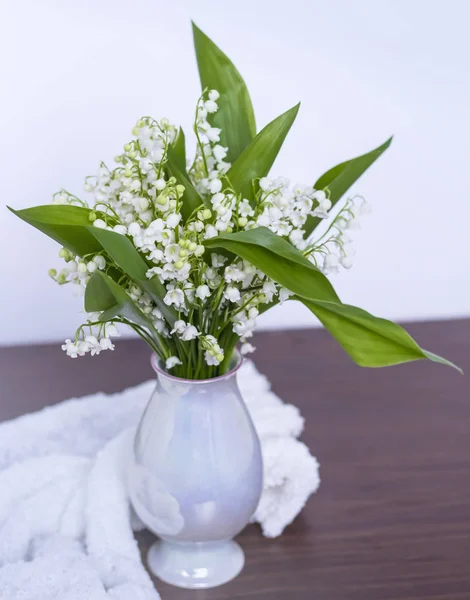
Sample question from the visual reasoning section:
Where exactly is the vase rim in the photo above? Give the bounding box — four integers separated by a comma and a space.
150, 349, 243, 384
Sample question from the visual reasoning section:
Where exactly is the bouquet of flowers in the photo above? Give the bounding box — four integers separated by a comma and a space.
10, 23, 459, 379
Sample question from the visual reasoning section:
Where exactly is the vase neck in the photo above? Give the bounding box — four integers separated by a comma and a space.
150, 351, 243, 390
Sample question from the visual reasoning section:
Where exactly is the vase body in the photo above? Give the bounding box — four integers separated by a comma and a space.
128, 352, 263, 589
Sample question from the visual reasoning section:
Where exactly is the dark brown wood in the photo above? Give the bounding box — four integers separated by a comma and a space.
1, 319, 469, 599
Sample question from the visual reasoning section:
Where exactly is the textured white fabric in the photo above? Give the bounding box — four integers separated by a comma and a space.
0, 360, 320, 599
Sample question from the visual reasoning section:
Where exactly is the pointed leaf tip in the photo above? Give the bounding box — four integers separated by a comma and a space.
305, 135, 393, 236
226, 102, 300, 201
423, 350, 463, 374
192, 22, 256, 163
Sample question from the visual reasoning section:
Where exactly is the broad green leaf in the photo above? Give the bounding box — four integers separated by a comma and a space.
87, 227, 148, 278
84, 269, 116, 312
206, 227, 460, 373
226, 103, 300, 202
167, 146, 208, 220
9, 204, 176, 325
171, 127, 187, 174
305, 136, 392, 236
88, 227, 176, 325
85, 271, 158, 334
192, 22, 256, 163
8, 205, 100, 256
204, 226, 340, 302
298, 297, 462, 372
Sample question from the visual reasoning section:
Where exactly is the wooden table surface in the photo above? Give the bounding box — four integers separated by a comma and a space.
1, 319, 469, 599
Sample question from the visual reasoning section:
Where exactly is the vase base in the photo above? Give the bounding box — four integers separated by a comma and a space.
147, 539, 245, 589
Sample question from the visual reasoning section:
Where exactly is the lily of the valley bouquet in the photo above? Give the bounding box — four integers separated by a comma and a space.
10, 24, 459, 379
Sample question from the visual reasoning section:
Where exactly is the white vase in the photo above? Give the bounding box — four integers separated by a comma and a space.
128, 351, 263, 589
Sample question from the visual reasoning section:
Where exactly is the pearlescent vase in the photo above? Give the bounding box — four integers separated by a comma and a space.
128, 352, 263, 589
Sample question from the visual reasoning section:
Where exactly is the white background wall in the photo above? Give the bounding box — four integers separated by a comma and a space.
1, 0, 469, 346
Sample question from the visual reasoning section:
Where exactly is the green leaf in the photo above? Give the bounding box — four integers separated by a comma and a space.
205, 227, 460, 373
84, 269, 116, 312
305, 136, 392, 236
8, 204, 101, 256
167, 146, 208, 221
171, 127, 187, 174
192, 22, 256, 163
204, 226, 340, 302
9, 204, 176, 325
86, 227, 177, 325
226, 103, 300, 201
298, 297, 462, 372
85, 271, 155, 331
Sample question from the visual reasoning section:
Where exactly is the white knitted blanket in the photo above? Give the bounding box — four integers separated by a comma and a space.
0, 360, 320, 599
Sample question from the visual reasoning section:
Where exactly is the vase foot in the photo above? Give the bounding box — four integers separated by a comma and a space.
147, 539, 245, 589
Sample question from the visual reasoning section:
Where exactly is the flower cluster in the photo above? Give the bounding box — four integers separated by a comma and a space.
61, 320, 120, 358
49, 89, 369, 377
48, 251, 106, 294
189, 90, 231, 195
